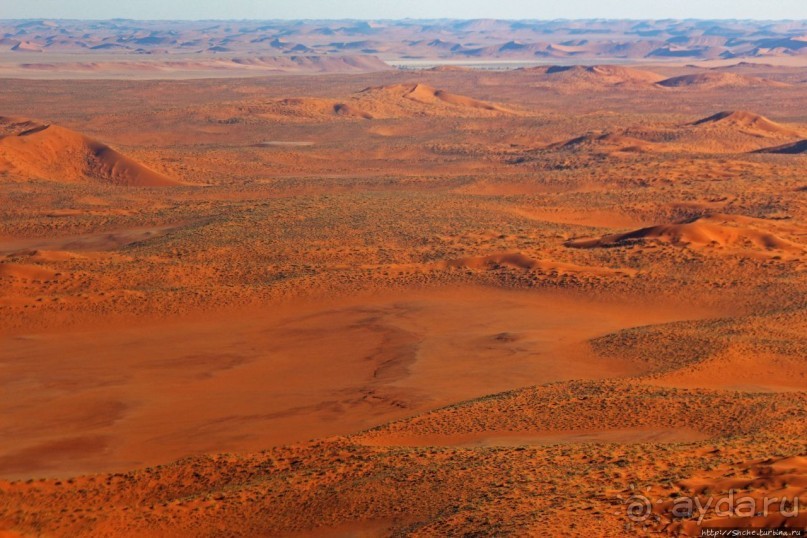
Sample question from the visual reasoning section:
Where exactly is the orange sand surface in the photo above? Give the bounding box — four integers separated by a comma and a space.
0, 36, 805, 535
1, 288, 713, 479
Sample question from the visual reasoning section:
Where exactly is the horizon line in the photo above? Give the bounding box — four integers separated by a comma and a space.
3, 17, 807, 22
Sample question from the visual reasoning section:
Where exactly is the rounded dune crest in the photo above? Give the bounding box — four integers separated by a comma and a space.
0, 117, 179, 186
525, 64, 665, 89
359, 82, 511, 113
657, 71, 784, 89
550, 131, 659, 153
566, 214, 803, 253
689, 110, 803, 138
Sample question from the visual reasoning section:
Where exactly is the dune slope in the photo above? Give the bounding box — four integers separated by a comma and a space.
566, 214, 803, 254
689, 110, 802, 138
0, 117, 179, 186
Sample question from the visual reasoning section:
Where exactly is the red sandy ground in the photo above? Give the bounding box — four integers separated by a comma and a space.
0, 57, 805, 536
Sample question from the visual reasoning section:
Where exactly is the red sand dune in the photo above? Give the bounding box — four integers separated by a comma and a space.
332, 102, 375, 119
536, 64, 666, 87
360, 82, 511, 113
10, 41, 44, 53
247, 83, 512, 121
550, 132, 660, 153
755, 139, 807, 154
440, 252, 633, 277
689, 110, 803, 138
0, 117, 179, 186
657, 72, 785, 88
355, 380, 807, 447
254, 97, 373, 120
566, 214, 803, 253
549, 111, 806, 156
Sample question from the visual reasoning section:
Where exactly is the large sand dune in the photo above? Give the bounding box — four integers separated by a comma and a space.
657, 72, 785, 88
0, 117, 179, 186
566, 214, 803, 255
222, 83, 512, 122
690, 110, 803, 138
529, 64, 665, 89
550, 132, 661, 154
755, 139, 807, 154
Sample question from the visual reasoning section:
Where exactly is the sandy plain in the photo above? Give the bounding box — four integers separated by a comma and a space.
0, 33, 805, 536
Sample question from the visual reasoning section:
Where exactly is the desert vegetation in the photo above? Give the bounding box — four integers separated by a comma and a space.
0, 19, 806, 537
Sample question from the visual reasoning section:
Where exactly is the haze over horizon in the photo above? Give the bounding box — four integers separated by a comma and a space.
3, 0, 807, 21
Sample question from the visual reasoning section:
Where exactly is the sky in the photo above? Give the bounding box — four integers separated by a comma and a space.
3, 0, 806, 21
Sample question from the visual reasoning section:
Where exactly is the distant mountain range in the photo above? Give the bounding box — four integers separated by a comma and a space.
2, 19, 806, 61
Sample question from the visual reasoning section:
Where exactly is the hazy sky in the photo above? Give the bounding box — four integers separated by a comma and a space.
4, 0, 806, 20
